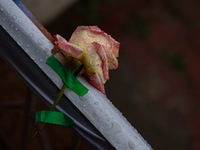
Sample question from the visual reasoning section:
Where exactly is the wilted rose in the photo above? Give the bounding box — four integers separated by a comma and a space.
53, 26, 120, 94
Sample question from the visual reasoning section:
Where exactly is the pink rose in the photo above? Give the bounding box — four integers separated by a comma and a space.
53, 26, 120, 94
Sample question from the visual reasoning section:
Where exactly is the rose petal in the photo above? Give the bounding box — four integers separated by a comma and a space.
88, 73, 105, 94
82, 42, 105, 83
89, 26, 102, 33
104, 47, 118, 69
94, 42, 109, 80
54, 34, 67, 43
69, 26, 119, 58
55, 34, 83, 58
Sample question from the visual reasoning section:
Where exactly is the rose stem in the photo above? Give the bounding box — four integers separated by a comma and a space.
33, 63, 84, 137
50, 84, 67, 111
32, 84, 67, 137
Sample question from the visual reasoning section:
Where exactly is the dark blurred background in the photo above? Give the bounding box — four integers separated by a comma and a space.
1, 0, 200, 150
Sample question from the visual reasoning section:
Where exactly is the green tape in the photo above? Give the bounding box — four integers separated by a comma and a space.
35, 110, 74, 128
46, 55, 88, 96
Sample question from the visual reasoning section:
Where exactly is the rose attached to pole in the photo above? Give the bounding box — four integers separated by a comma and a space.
34, 26, 120, 134
53, 26, 120, 94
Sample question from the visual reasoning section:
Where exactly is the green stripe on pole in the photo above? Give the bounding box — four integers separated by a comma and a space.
35, 110, 74, 128
46, 55, 88, 96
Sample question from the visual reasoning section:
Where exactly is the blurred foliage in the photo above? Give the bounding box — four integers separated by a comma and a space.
75, 0, 118, 23
164, 0, 184, 19
194, 101, 200, 113
162, 51, 187, 71
124, 11, 149, 39
75, 0, 101, 23
164, 0, 192, 26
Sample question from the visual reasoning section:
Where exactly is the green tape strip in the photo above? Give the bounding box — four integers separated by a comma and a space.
46, 55, 88, 96
35, 110, 74, 128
